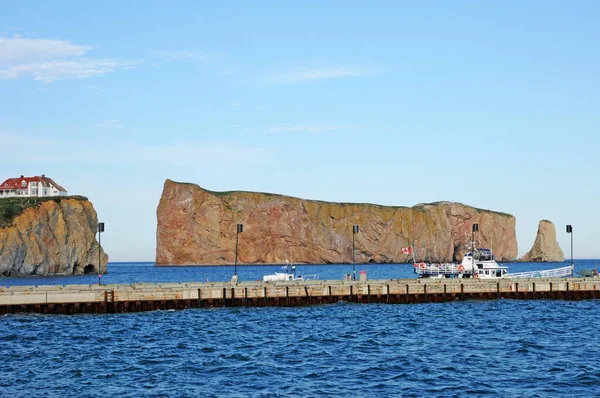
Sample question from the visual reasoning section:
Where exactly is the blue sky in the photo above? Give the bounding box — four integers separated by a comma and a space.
1, 1, 598, 261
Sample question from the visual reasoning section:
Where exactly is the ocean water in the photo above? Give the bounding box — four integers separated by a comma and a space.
2, 261, 600, 397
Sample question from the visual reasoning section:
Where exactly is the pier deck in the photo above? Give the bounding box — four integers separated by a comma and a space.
1, 278, 599, 315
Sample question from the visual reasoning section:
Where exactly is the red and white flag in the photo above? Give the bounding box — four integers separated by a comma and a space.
401, 247, 412, 255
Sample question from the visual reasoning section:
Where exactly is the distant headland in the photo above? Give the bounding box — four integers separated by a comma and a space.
156, 179, 519, 265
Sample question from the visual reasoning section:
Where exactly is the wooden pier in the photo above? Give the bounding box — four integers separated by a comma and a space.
1, 278, 599, 315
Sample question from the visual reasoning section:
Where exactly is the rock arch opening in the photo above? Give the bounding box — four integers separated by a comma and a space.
83, 264, 95, 274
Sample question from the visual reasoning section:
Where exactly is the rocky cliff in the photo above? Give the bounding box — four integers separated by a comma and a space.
521, 220, 564, 262
0, 197, 108, 276
156, 180, 518, 265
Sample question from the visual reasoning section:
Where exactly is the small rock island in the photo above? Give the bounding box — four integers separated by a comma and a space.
521, 220, 565, 262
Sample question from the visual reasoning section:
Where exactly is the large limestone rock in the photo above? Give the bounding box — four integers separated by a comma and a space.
521, 220, 564, 262
0, 198, 108, 276
156, 179, 518, 265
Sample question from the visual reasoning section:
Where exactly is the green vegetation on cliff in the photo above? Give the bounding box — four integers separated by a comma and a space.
168, 179, 516, 217
0, 196, 88, 228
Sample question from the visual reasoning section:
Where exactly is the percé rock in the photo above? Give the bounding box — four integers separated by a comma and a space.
156, 180, 517, 265
521, 220, 564, 262
0, 198, 108, 276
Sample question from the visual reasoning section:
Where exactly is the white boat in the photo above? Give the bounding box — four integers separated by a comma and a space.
262, 252, 319, 282
263, 264, 304, 282
414, 247, 573, 279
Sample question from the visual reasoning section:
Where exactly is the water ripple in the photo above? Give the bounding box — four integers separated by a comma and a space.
1, 300, 600, 396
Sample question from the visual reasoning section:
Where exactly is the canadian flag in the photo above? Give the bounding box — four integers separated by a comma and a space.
401, 247, 412, 255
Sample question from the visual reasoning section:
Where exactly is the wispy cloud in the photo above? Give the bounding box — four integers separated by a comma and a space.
270, 66, 370, 84
149, 49, 212, 62
1, 58, 137, 83
269, 125, 351, 133
0, 37, 90, 64
0, 36, 137, 83
96, 120, 124, 129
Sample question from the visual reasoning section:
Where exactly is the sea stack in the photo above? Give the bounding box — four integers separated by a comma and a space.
0, 197, 108, 276
156, 179, 518, 265
521, 220, 565, 262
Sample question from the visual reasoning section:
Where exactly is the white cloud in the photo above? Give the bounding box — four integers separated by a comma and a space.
0, 36, 137, 82
270, 66, 370, 84
1, 58, 137, 83
0, 37, 90, 65
269, 125, 351, 133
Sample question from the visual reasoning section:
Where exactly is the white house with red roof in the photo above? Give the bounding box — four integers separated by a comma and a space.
0, 175, 68, 198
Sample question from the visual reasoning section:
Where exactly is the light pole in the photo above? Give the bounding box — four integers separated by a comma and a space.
234, 223, 243, 280
471, 223, 479, 252
352, 225, 359, 281
98, 222, 104, 285
471, 223, 478, 273
566, 225, 573, 270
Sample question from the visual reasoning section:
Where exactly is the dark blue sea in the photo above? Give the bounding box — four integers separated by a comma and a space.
2, 261, 600, 397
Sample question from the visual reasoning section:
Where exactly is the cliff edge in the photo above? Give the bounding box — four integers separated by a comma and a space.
521, 220, 564, 262
156, 180, 518, 265
0, 197, 108, 276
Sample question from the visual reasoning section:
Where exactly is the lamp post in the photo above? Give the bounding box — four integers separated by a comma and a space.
471, 223, 479, 252
566, 225, 573, 269
352, 225, 359, 281
234, 223, 243, 279
98, 222, 104, 285
471, 223, 478, 272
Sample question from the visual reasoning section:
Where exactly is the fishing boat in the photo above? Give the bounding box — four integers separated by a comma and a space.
263, 262, 304, 282
414, 247, 573, 279
262, 250, 319, 282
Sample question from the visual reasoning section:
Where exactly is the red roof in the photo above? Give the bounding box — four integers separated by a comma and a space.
0, 175, 67, 192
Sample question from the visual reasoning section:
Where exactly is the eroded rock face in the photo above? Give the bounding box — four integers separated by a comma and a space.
521, 220, 564, 262
156, 180, 518, 265
0, 198, 108, 276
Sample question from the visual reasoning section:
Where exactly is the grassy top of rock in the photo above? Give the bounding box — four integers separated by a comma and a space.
0, 196, 88, 228
167, 179, 513, 216
412, 201, 514, 218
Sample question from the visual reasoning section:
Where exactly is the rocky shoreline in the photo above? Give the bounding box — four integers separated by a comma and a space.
0, 197, 108, 277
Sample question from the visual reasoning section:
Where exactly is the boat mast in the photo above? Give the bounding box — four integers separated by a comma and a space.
412, 239, 417, 264
290, 244, 295, 276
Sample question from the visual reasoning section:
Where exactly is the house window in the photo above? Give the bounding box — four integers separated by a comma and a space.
31, 182, 37, 187
31, 188, 38, 195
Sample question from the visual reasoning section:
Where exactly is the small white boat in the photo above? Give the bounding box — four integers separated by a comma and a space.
262, 257, 319, 283
263, 265, 304, 282
414, 247, 573, 279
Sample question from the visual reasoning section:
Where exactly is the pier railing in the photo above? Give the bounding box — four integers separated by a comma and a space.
509, 266, 573, 279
